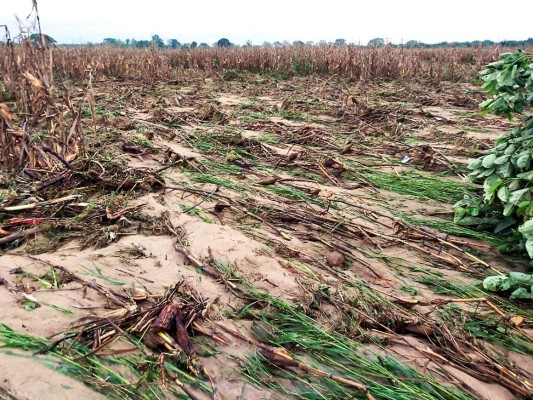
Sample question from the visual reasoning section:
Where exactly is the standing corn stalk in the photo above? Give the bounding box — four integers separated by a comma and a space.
0, 1, 85, 173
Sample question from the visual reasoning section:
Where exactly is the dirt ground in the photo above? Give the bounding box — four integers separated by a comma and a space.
1, 74, 532, 400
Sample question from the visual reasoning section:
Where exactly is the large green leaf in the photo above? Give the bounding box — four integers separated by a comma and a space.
483, 275, 507, 291
504, 144, 516, 155
503, 202, 515, 217
508, 271, 533, 286
483, 175, 502, 196
467, 158, 482, 170
524, 238, 533, 259
497, 162, 514, 178
518, 219, 533, 235
516, 153, 530, 169
494, 217, 516, 233
497, 186, 510, 202
517, 171, 533, 181
481, 153, 497, 168
510, 288, 533, 300
509, 188, 529, 205
494, 154, 510, 165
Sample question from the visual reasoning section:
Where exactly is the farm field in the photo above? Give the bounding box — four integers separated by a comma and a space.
1, 45, 532, 400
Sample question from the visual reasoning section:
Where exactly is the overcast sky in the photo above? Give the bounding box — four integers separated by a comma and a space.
0, 0, 531, 45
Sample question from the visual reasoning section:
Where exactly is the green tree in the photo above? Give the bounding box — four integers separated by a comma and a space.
102, 37, 117, 46
30, 33, 56, 46
135, 40, 151, 48
216, 38, 231, 47
167, 38, 180, 48
405, 40, 420, 48
367, 37, 385, 47
151, 34, 164, 48
334, 38, 346, 46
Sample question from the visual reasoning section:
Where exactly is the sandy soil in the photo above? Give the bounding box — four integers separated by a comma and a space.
1, 76, 530, 400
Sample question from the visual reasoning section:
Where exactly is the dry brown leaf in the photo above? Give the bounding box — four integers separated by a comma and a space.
340, 142, 353, 155
11, 130, 25, 138
510, 316, 524, 327
0, 103, 13, 122
372, 278, 396, 287
405, 323, 436, 336
23, 72, 44, 89
257, 176, 279, 186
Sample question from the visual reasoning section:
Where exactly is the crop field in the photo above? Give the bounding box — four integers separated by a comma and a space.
0, 41, 532, 400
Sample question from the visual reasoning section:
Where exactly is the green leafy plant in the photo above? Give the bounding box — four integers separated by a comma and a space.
478, 51, 533, 119
222, 68, 240, 81
483, 272, 533, 299
454, 50, 533, 257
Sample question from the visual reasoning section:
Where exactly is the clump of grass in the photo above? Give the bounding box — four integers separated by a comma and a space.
245, 295, 474, 400
398, 213, 507, 248
436, 304, 533, 356
266, 185, 327, 208
211, 260, 475, 400
256, 134, 280, 144
202, 160, 243, 174
0, 324, 201, 399
346, 169, 476, 203
190, 173, 248, 193
130, 133, 154, 149
179, 203, 213, 223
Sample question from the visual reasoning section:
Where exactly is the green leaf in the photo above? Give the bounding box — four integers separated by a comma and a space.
518, 219, 533, 236
510, 287, 533, 299
503, 202, 515, 217
516, 153, 530, 169
497, 186, 510, 202
494, 217, 516, 233
509, 188, 529, 205
484, 175, 502, 195
517, 171, 533, 181
483, 276, 507, 291
497, 162, 514, 178
480, 167, 496, 177
508, 180, 520, 191
494, 154, 510, 165
24, 301, 37, 311
495, 142, 508, 151
467, 158, 482, 170
508, 272, 533, 286
453, 207, 466, 222
481, 153, 497, 168
504, 144, 516, 155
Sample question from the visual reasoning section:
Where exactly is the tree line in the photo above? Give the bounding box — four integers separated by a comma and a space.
1, 34, 532, 49
93, 36, 533, 49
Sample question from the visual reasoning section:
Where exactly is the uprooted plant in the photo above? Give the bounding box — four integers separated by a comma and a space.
454, 50, 533, 261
